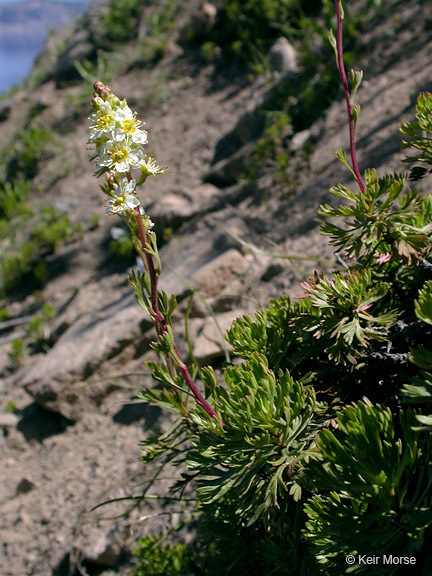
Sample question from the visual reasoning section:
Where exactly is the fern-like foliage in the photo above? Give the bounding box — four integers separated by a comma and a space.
320, 170, 431, 263
400, 91, 432, 180
415, 280, 432, 326
184, 355, 318, 526
303, 402, 432, 574
402, 281, 432, 431
299, 269, 398, 364
225, 296, 313, 371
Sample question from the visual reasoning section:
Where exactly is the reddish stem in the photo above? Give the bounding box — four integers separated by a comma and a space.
134, 208, 225, 427
335, 0, 366, 193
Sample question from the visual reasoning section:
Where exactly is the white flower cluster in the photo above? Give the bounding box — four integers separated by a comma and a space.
88, 81, 167, 218
89, 98, 147, 174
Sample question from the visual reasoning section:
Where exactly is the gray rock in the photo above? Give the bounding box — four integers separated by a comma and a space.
179, 1, 217, 42
23, 292, 152, 420
150, 184, 222, 229
190, 249, 248, 298
157, 209, 250, 301
291, 129, 311, 152
81, 525, 127, 568
0, 412, 19, 427
16, 478, 35, 496
188, 310, 245, 364
268, 37, 298, 75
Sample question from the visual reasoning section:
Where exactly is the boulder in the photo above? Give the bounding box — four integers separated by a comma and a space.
80, 524, 127, 568
190, 249, 248, 298
23, 291, 152, 420
268, 37, 298, 75
150, 184, 222, 230
188, 310, 245, 364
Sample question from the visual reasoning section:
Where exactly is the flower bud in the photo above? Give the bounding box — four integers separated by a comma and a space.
93, 80, 111, 99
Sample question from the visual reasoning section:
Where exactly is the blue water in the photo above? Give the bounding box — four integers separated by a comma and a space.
0, 45, 43, 93
0, 0, 90, 95
0, 0, 86, 6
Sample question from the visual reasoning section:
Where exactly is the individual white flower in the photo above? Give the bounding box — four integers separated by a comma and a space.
98, 139, 143, 173
89, 110, 116, 141
114, 104, 133, 120
137, 156, 169, 184
114, 177, 136, 196
113, 107, 148, 145
107, 178, 140, 215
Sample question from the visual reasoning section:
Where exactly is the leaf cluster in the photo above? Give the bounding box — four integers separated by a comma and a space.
400, 92, 432, 180
402, 281, 432, 432
187, 356, 317, 526
0, 124, 80, 297
303, 403, 432, 573
301, 269, 398, 364
320, 169, 431, 263
131, 535, 200, 576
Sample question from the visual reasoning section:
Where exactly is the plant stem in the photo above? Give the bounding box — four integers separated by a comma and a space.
134, 208, 225, 427
335, 0, 366, 193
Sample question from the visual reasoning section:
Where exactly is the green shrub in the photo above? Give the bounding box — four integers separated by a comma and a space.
0, 180, 31, 219
0, 206, 80, 296
101, 0, 178, 47
5, 124, 54, 181
31, 206, 80, 253
190, 0, 319, 61
109, 229, 136, 261
134, 87, 432, 575
0, 242, 34, 296
8, 338, 26, 366
102, 0, 142, 45
0, 306, 9, 322
4, 400, 17, 413
125, 7, 431, 576
89, 213, 100, 230
131, 536, 200, 576
26, 304, 56, 342
0, 110, 76, 298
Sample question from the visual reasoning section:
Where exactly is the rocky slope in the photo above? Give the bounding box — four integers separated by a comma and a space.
0, 0, 431, 574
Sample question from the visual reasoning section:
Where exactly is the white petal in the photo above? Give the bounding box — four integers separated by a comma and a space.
115, 160, 131, 172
